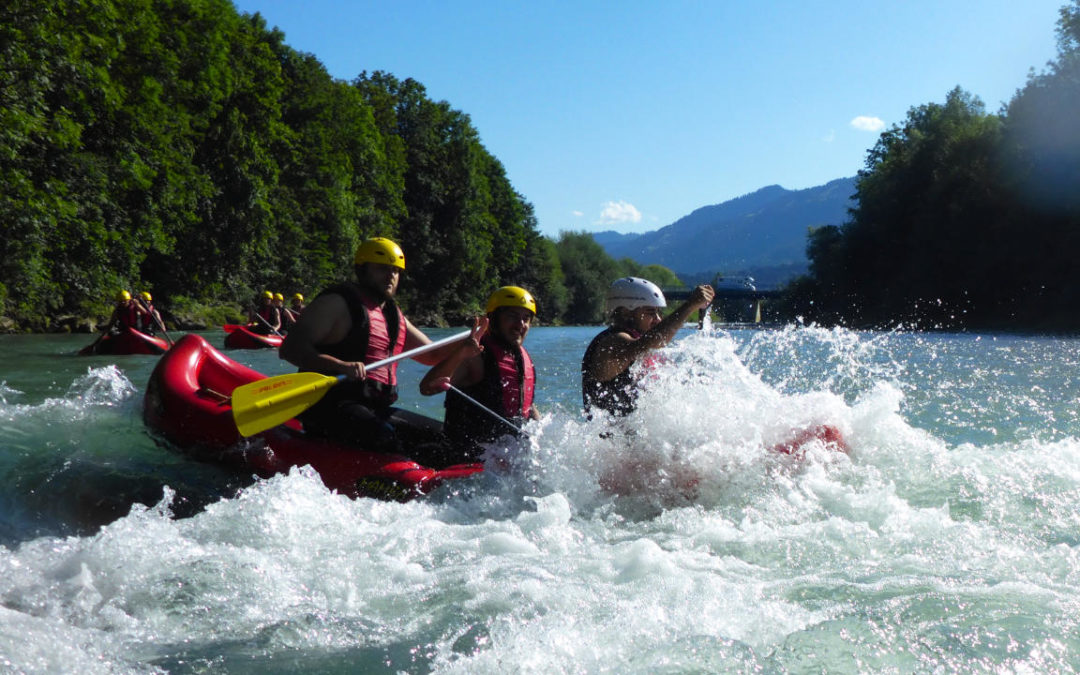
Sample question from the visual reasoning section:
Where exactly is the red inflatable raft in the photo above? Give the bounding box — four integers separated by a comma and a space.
143, 333, 484, 500
79, 326, 169, 356
223, 324, 284, 350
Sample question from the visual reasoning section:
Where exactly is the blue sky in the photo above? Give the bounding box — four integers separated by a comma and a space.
231, 1, 1065, 237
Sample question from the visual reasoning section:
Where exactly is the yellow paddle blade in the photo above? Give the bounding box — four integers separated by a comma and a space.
230, 330, 471, 437
231, 371, 341, 437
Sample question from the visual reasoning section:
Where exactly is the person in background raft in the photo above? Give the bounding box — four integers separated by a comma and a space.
248, 290, 282, 335
271, 292, 289, 333
290, 292, 305, 314
137, 292, 165, 336
281, 292, 304, 332
279, 237, 465, 466
419, 286, 540, 460
582, 277, 714, 417
106, 290, 146, 334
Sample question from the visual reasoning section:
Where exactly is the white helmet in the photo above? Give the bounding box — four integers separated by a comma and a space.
605, 277, 667, 313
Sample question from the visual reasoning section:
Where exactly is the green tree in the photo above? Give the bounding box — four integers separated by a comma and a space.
804, 87, 1004, 328
555, 232, 624, 323
0, 0, 586, 330
999, 0, 1080, 326
354, 72, 538, 323
511, 230, 568, 324
793, 4, 1080, 331
620, 261, 682, 288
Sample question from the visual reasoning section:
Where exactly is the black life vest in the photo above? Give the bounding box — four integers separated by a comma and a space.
309, 281, 405, 406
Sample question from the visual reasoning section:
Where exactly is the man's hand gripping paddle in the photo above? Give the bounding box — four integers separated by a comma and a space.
231, 331, 470, 437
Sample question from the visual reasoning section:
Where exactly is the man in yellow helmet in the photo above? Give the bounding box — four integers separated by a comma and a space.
105, 290, 146, 334
280, 237, 465, 465
419, 286, 540, 459
247, 290, 282, 335
285, 291, 306, 326
282, 293, 305, 332
270, 292, 289, 333
136, 291, 165, 336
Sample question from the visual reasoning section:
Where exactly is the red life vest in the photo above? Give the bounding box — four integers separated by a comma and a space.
257, 305, 277, 323
444, 334, 535, 450
482, 334, 535, 418
361, 297, 407, 386
116, 301, 138, 329
305, 282, 407, 408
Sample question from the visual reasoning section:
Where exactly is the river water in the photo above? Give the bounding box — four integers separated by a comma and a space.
1, 324, 1079, 673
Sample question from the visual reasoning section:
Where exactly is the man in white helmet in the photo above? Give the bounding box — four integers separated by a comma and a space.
582, 277, 714, 416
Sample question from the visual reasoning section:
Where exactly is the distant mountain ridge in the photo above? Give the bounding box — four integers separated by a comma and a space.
594, 177, 857, 286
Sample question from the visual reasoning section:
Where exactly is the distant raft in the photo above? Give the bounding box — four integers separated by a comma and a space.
222, 324, 284, 350
143, 333, 483, 501
78, 326, 169, 356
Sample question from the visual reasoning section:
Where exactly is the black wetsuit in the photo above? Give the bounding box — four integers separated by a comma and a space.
581, 327, 639, 417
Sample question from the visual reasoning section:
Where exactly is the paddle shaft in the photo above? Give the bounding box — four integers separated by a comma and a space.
341, 330, 473, 378
305, 329, 478, 392
251, 306, 284, 336
88, 308, 125, 352
447, 384, 529, 438
141, 298, 174, 345
90, 324, 109, 347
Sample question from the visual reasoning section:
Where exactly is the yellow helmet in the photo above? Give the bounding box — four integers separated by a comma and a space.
354, 237, 405, 269
262, 290, 273, 299
117, 290, 132, 301
486, 286, 537, 315
273, 292, 284, 301
292, 293, 304, 302
140, 291, 152, 302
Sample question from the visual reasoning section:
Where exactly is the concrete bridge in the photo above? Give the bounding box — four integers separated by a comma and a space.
662, 286, 780, 302
662, 279, 781, 323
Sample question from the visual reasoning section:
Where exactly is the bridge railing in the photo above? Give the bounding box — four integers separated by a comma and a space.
661, 286, 779, 301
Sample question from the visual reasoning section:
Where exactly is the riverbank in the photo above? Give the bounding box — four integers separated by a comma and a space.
0, 301, 249, 335
1, 303, 525, 334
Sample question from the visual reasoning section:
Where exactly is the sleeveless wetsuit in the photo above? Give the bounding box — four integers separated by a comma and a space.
582, 327, 640, 417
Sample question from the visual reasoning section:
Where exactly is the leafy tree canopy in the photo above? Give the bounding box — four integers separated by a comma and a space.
0, 0, 666, 330
790, 1, 1080, 331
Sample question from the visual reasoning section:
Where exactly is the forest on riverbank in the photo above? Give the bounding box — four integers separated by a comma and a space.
0, 0, 680, 332
783, 2, 1080, 331
4, 1, 1079, 333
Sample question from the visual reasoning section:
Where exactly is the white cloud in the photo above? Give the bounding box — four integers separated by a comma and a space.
598, 200, 642, 225
823, 129, 836, 143
571, 210, 584, 217
850, 116, 885, 132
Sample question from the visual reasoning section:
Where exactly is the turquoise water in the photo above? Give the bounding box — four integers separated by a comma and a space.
1, 325, 1080, 672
